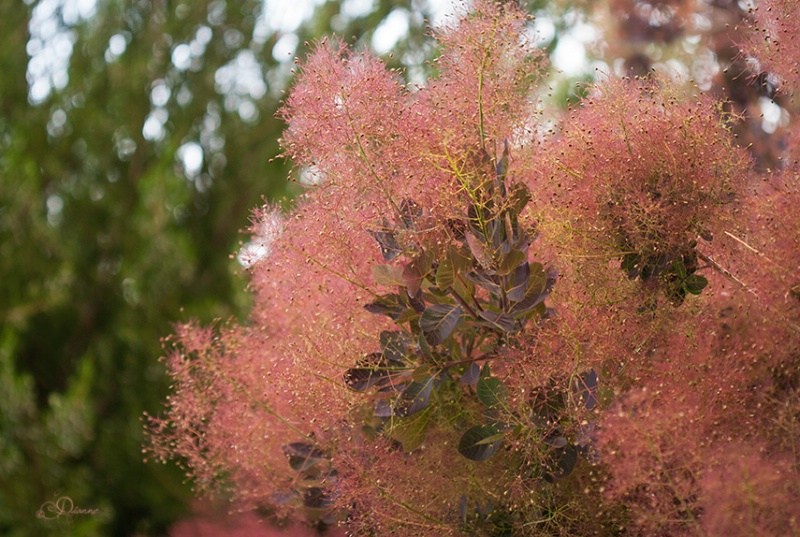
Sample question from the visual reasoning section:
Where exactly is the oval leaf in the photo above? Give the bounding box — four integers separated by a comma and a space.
402, 251, 434, 297
389, 406, 434, 451
460, 362, 481, 385
479, 310, 516, 332
684, 274, 708, 295
477, 376, 508, 408
544, 444, 579, 482
458, 425, 503, 461
509, 263, 550, 316
364, 294, 406, 320
419, 304, 462, 346
395, 377, 435, 417
435, 246, 470, 290
283, 442, 326, 473
572, 369, 598, 410
372, 264, 406, 287
466, 232, 492, 269
368, 229, 401, 261
465, 270, 501, 295
507, 261, 530, 302
497, 249, 527, 276
399, 199, 422, 229
380, 331, 408, 362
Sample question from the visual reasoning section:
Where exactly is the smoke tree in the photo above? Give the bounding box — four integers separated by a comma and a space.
149, 1, 800, 535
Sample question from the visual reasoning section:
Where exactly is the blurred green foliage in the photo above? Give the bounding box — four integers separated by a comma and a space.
0, 1, 444, 535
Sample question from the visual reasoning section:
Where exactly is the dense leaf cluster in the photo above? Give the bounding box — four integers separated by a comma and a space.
279, 145, 599, 528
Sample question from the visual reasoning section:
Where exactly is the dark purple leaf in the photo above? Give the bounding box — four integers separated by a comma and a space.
497, 249, 526, 276
460, 362, 481, 385
283, 442, 326, 473
344, 352, 389, 391
408, 288, 426, 313
394, 376, 434, 417
402, 251, 433, 297
374, 399, 393, 418
509, 263, 548, 316
399, 199, 422, 229
544, 444, 578, 482
303, 487, 332, 509
507, 261, 530, 302
572, 369, 598, 410
368, 228, 402, 261
496, 140, 509, 180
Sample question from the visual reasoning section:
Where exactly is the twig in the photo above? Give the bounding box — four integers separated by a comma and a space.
723, 231, 781, 270
696, 250, 758, 299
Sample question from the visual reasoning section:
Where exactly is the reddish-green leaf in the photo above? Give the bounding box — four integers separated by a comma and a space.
436, 246, 470, 289
479, 310, 516, 332
403, 250, 434, 297
389, 405, 435, 452
496, 249, 526, 276
466, 232, 492, 269
372, 264, 405, 286
419, 304, 462, 345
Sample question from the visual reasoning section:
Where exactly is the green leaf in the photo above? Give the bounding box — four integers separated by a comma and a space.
684, 274, 708, 295
389, 405, 435, 451
458, 425, 503, 461
477, 375, 507, 408
372, 264, 406, 286
419, 304, 462, 346
672, 257, 688, 279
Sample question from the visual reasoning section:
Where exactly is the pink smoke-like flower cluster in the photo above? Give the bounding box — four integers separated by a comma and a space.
149, 1, 800, 535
